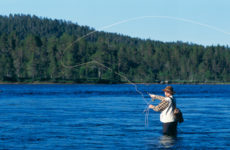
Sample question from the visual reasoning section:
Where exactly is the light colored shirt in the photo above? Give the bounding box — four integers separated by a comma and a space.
150, 95, 176, 123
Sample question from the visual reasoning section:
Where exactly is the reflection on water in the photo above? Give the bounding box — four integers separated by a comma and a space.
159, 135, 177, 148
146, 134, 179, 149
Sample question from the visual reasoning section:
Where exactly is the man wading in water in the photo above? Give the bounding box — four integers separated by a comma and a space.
149, 86, 177, 136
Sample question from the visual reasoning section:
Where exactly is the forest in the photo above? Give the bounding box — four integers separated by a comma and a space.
0, 14, 230, 84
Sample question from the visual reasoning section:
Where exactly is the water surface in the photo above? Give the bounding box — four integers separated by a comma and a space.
0, 84, 229, 149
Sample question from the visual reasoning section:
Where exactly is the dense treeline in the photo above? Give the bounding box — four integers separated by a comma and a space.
0, 14, 230, 83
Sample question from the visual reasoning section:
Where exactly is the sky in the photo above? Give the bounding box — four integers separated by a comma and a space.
0, 0, 230, 46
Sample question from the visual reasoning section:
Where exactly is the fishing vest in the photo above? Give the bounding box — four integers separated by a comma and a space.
160, 96, 176, 123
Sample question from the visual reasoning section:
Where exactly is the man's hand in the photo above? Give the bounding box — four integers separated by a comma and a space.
149, 94, 156, 101
149, 104, 155, 109
149, 94, 156, 98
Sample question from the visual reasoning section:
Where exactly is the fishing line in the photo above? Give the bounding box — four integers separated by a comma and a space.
61, 59, 152, 126
61, 15, 230, 68
60, 15, 230, 126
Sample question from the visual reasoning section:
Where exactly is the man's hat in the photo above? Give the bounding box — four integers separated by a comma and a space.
162, 86, 175, 94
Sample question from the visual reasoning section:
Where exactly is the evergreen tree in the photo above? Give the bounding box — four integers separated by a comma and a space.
0, 14, 230, 83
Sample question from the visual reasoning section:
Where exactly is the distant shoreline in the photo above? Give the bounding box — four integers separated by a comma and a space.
0, 81, 229, 85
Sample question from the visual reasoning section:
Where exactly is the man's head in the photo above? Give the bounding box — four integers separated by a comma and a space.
162, 86, 175, 96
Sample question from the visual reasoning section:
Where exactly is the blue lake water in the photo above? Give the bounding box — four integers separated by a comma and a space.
0, 84, 230, 149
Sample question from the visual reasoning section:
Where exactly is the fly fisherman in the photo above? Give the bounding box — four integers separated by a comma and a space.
148, 86, 177, 136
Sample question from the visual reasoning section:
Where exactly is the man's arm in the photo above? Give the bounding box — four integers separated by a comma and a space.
149, 94, 166, 101
149, 100, 169, 112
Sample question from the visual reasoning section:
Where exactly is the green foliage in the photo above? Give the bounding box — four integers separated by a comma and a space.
0, 14, 230, 83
